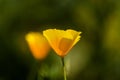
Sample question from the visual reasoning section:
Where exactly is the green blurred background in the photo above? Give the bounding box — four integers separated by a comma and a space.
0, 0, 120, 80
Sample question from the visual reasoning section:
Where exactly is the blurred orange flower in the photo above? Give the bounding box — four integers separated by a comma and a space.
43, 29, 81, 57
25, 32, 50, 60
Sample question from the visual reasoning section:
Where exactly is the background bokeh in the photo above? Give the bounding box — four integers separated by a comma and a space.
0, 0, 120, 80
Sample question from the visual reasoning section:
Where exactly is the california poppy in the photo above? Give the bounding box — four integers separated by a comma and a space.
43, 29, 81, 57
25, 32, 50, 60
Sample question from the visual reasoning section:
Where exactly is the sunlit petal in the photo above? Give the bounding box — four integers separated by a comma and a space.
43, 29, 82, 57
66, 29, 82, 46
25, 32, 50, 60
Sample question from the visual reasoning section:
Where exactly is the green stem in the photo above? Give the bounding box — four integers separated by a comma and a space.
37, 61, 44, 80
61, 57, 67, 80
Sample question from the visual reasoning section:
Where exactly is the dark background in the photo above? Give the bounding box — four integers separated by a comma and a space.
0, 0, 120, 80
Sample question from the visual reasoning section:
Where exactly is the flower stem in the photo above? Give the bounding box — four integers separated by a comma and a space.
61, 57, 67, 80
36, 61, 44, 80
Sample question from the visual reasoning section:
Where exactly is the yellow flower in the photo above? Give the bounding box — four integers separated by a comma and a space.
43, 29, 81, 57
25, 32, 50, 60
